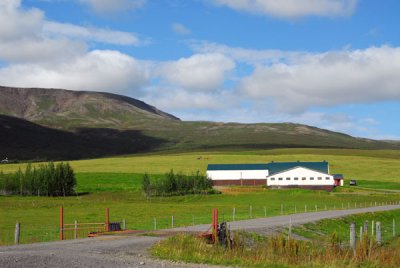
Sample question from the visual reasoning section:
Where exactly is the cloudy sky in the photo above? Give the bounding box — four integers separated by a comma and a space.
1, 0, 400, 139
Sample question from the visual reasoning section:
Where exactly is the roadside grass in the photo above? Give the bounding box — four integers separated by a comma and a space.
292, 209, 400, 243
151, 232, 400, 268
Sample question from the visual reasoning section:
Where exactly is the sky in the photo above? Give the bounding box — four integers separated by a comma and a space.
1, 0, 400, 140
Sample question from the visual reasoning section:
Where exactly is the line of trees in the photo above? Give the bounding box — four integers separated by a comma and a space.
142, 170, 216, 197
0, 162, 76, 196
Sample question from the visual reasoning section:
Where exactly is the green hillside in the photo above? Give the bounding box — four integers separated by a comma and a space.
0, 86, 399, 160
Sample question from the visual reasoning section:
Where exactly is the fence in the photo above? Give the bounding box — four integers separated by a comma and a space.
2, 201, 400, 245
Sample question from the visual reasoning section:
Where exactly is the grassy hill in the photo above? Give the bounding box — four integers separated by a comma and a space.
0, 86, 399, 160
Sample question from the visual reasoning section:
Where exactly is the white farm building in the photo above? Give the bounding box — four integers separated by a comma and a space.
207, 161, 343, 191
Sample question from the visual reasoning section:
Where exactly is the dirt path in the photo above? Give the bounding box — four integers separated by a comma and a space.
1, 205, 399, 268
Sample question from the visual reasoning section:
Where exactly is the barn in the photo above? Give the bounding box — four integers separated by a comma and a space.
207, 161, 341, 191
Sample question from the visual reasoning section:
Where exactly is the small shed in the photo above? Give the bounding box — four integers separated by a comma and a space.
333, 174, 344, 186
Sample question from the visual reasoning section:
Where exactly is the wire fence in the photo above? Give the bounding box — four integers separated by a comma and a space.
1, 200, 400, 245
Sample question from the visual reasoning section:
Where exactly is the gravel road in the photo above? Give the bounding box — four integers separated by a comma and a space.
1, 204, 399, 268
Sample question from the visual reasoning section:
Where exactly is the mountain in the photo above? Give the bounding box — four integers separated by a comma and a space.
0, 86, 178, 130
0, 86, 398, 160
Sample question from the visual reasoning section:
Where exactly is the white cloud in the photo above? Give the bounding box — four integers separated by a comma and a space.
0, 50, 150, 92
190, 41, 306, 65
79, 0, 146, 14
171, 23, 191, 35
239, 46, 400, 113
211, 0, 358, 18
157, 53, 235, 91
43, 21, 141, 46
0, 0, 149, 93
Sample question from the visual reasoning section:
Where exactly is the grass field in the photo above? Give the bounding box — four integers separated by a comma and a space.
1, 148, 400, 245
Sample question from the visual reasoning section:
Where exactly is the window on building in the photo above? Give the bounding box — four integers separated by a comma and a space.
278, 177, 283, 181
326, 177, 330, 180
271, 178, 275, 181
294, 177, 299, 180
310, 177, 314, 180
318, 177, 322, 180
286, 177, 290, 180
302, 177, 306, 180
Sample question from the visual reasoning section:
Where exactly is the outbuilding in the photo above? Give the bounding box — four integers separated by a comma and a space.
207, 161, 340, 191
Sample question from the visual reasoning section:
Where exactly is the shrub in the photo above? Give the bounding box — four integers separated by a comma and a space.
0, 162, 76, 196
142, 170, 215, 197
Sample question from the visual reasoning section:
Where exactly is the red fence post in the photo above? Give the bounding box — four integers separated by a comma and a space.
60, 206, 64, 240
106, 208, 110, 232
212, 208, 219, 243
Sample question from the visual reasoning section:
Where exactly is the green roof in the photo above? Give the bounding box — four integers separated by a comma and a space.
207, 161, 329, 174
207, 164, 269, 171
266, 161, 328, 175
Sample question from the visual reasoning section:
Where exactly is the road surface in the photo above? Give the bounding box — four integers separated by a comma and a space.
1, 204, 399, 268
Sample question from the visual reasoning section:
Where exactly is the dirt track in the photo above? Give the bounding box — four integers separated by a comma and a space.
1, 204, 399, 268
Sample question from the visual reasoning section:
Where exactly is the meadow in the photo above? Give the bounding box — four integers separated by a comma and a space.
1, 148, 400, 245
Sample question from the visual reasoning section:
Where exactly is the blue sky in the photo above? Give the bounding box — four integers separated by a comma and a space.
1, 0, 400, 139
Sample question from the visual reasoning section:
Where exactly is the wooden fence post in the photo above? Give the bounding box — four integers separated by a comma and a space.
372, 220, 374, 236
376, 222, 382, 245
105, 208, 110, 232
153, 218, 157, 230
393, 219, 396, 237
264, 206, 267, 217
315, 205, 318, 212
171, 215, 174, 228
59, 206, 64, 241
350, 222, 356, 249
364, 220, 368, 234
74, 220, 78, 239
360, 226, 363, 242
249, 206, 252, 219
14, 222, 20, 245
233, 208, 236, 221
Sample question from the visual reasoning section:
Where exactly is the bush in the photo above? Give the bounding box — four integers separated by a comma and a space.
0, 162, 76, 196
142, 170, 215, 197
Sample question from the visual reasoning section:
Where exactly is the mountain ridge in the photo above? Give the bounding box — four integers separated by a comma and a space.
0, 86, 398, 160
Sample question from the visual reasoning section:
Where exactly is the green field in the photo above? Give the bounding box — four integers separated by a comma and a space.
1, 148, 400, 245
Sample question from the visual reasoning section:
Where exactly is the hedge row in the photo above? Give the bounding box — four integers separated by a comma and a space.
142, 170, 215, 197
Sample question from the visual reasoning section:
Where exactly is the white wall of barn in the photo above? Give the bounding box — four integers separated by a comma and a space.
206, 170, 269, 180
266, 167, 334, 186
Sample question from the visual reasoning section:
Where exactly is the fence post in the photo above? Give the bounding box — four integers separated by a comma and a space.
249, 206, 252, 219
360, 226, 363, 242
350, 222, 356, 249
281, 204, 283, 215
315, 205, 318, 212
393, 219, 396, 237
74, 220, 78, 239
122, 219, 126, 230
325, 204, 327, 210
171, 215, 174, 228
264, 206, 267, 217
294, 205, 297, 214
60, 206, 64, 241
105, 208, 110, 232
233, 208, 236, 221
364, 220, 368, 234
372, 220, 374, 236
342, 203, 344, 209
153, 218, 157, 230
14, 222, 20, 245
376, 222, 382, 245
